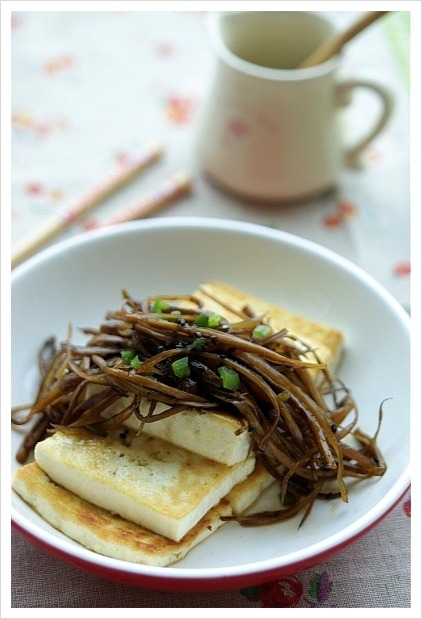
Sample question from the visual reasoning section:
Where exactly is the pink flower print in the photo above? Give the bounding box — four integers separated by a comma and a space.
156, 42, 175, 57
25, 182, 43, 196
11, 13, 22, 30
227, 117, 250, 139
23, 182, 65, 216
323, 199, 359, 228
49, 189, 64, 202
43, 54, 75, 76
393, 260, 411, 277
25, 183, 63, 203
12, 111, 68, 138
364, 144, 381, 164
339, 199, 358, 218
323, 211, 343, 228
221, 117, 251, 150
165, 95, 196, 124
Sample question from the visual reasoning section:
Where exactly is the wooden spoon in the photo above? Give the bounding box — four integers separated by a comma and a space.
299, 11, 390, 68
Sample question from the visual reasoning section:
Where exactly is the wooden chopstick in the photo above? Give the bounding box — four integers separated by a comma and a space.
11, 141, 163, 269
98, 170, 192, 227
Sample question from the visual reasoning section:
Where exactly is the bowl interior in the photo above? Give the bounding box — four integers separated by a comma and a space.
10, 217, 410, 583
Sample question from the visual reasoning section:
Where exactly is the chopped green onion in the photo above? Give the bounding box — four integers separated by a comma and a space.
218, 366, 240, 390
194, 312, 222, 328
121, 350, 136, 364
152, 298, 170, 313
130, 355, 142, 368
277, 391, 290, 402
120, 350, 142, 368
171, 356, 190, 379
207, 312, 222, 328
194, 313, 210, 327
252, 324, 272, 340
191, 337, 207, 350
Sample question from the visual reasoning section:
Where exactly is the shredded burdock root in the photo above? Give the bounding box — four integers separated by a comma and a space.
12, 289, 387, 528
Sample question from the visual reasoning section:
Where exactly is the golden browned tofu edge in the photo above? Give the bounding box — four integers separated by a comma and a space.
12, 459, 275, 567
12, 462, 232, 567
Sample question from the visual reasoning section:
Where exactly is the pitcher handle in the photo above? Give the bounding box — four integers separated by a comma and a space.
336, 79, 394, 169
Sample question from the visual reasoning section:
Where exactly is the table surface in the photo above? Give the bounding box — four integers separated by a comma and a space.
7, 7, 416, 614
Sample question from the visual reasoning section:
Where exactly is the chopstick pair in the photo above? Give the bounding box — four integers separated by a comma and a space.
11, 142, 192, 269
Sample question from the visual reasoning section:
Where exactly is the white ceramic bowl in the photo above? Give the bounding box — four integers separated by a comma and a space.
11, 217, 410, 592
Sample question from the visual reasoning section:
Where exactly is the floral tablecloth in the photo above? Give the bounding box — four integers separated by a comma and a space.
7, 5, 416, 614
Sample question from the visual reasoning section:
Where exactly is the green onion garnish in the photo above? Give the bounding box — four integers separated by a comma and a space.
120, 350, 142, 368
207, 313, 221, 328
152, 298, 170, 313
130, 355, 142, 368
171, 356, 190, 379
191, 337, 207, 350
218, 366, 240, 390
252, 324, 272, 340
277, 391, 290, 403
194, 313, 210, 327
121, 350, 136, 364
194, 312, 222, 328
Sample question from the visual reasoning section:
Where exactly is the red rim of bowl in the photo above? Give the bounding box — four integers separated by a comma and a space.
12, 485, 409, 592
